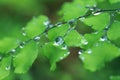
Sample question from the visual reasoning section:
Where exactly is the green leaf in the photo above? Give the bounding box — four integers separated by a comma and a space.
42, 42, 69, 71
109, 0, 120, 4
0, 37, 18, 54
74, 0, 96, 6
107, 21, 120, 46
64, 30, 85, 47
79, 41, 120, 71
13, 40, 38, 73
80, 13, 110, 31
25, 15, 48, 38
83, 31, 103, 49
110, 76, 120, 80
48, 24, 69, 41
59, 2, 88, 21
0, 56, 12, 80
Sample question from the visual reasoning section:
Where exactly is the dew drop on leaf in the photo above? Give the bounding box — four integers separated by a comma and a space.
11, 49, 16, 53
43, 20, 50, 26
0, 56, 2, 61
78, 50, 82, 55
93, 12, 101, 15
60, 57, 64, 60
81, 39, 88, 45
61, 45, 67, 50
53, 37, 64, 46
81, 56, 85, 61
34, 36, 40, 41
87, 49, 92, 54
67, 51, 70, 55
22, 32, 27, 36
99, 37, 107, 41
5, 66, 11, 71
19, 45, 24, 49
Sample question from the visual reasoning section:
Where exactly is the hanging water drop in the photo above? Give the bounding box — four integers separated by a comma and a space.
61, 45, 67, 50
11, 49, 16, 53
5, 66, 11, 70
87, 49, 92, 54
93, 12, 101, 15
53, 37, 64, 46
34, 36, 40, 41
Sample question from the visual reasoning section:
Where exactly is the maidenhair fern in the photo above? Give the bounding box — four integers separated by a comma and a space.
0, 0, 120, 80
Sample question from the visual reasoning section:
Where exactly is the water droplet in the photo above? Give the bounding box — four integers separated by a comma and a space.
68, 19, 75, 24
5, 66, 11, 70
61, 45, 67, 50
87, 49, 92, 54
93, 12, 101, 15
80, 56, 85, 61
22, 32, 26, 36
81, 39, 88, 45
19, 45, 24, 49
99, 37, 107, 41
79, 17, 85, 21
53, 37, 64, 46
67, 51, 70, 55
34, 36, 40, 41
0, 56, 2, 61
11, 49, 16, 53
22, 27, 25, 31
78, 51, 82, 55
60, 57, 64, 60
55, 22, 62, 27
44, 20, 50, 26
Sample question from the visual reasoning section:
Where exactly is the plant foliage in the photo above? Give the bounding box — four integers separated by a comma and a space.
0, 0, 120, 80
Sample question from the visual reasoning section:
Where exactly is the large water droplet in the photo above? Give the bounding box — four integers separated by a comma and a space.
34, 36, 40, 41
53, 37, 64, 46
5, 66, 11, 70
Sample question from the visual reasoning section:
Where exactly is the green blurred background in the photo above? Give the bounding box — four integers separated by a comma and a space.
0, 0, 120, 80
